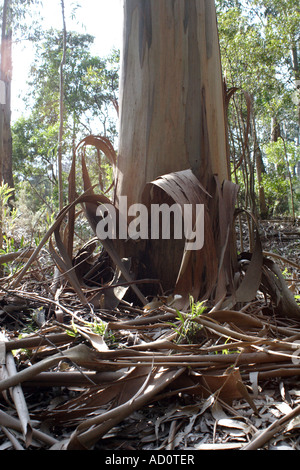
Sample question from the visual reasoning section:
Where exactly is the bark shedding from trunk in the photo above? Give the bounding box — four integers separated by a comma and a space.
114, 0, 236, 304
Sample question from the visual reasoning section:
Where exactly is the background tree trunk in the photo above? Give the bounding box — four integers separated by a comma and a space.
0, 0, 13, 253
115, 0, 235, 300
2, 28, 13, 191
58, 0, 67, 211
0, 0, 13, 192
252, 111, 267, 219
291, 45, 300, 127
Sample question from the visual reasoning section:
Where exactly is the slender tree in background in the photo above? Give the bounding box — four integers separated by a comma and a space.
58, 0, 67, 211
0, 0, 41, 194
0, 0, 13, 191
12, 31, 119, 215
0, 0, 12, 253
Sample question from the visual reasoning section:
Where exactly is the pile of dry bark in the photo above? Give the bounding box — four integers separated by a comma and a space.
0, 142, 299, 450
0, 242, 299, 450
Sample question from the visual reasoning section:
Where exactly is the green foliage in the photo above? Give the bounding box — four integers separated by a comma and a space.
216, 0, 299, 218
89, 319, 116, 346
0, 183, 18, 241
261, 141, 300, 216
12, 114, 59, 183
189, 295, 206, 319
1, 180, 58, 250
12, 29, 119, 220
0, 0, 42, 39
26, 30, 119, 139
169, 296, 206, 344
0, 182, 14, 207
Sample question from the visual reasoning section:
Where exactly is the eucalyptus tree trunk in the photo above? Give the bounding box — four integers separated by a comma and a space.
0, 0, 13, 191
116, 0, 229, 206
114, 0, 233, 299
58, 0, 67, 211
0, 0, 13, 253
291, 45, 300, 127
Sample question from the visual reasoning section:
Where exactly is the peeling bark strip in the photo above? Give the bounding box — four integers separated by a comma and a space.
117, 0, 229, 207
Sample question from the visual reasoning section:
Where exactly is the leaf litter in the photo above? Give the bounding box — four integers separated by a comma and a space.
0, 137, 300, 450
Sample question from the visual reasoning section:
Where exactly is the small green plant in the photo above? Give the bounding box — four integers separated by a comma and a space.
1, 234, 16, 253
169, 296, 206, 344
189, 295, 206, 318
90, 319, 107, 336
281, 268, 289, 279
219, 337, 239, 355
0, 183, 16, 248
89, 319, 116, 346
67, 318, 116, 346
0, 182, 14, 207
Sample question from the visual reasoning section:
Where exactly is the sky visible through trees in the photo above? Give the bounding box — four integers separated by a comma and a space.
11, 0, 123, 120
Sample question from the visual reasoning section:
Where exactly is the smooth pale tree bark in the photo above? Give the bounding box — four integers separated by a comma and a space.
116, 0, 229, 207
58, 0, 67, 211
291, 45, 300, 127
0, 0, 13, 254
1, 28, 13, 191
0, 0, 13, 191
114, 0, 234, 299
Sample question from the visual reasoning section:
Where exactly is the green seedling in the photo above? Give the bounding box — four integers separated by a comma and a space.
169, 295, 206, 344
89, 319, 116, 346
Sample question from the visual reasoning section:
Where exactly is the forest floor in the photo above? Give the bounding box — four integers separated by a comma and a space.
0, 218, 299, 451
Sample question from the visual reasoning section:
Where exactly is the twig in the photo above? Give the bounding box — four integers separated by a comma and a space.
166, 419, 178, 450
5, 352, 33, 447
0, 248, 35, 265
4, 332, 76, 352
0, 410, 58, 446
263, 251, 300, 270
0, 426, 24, 450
